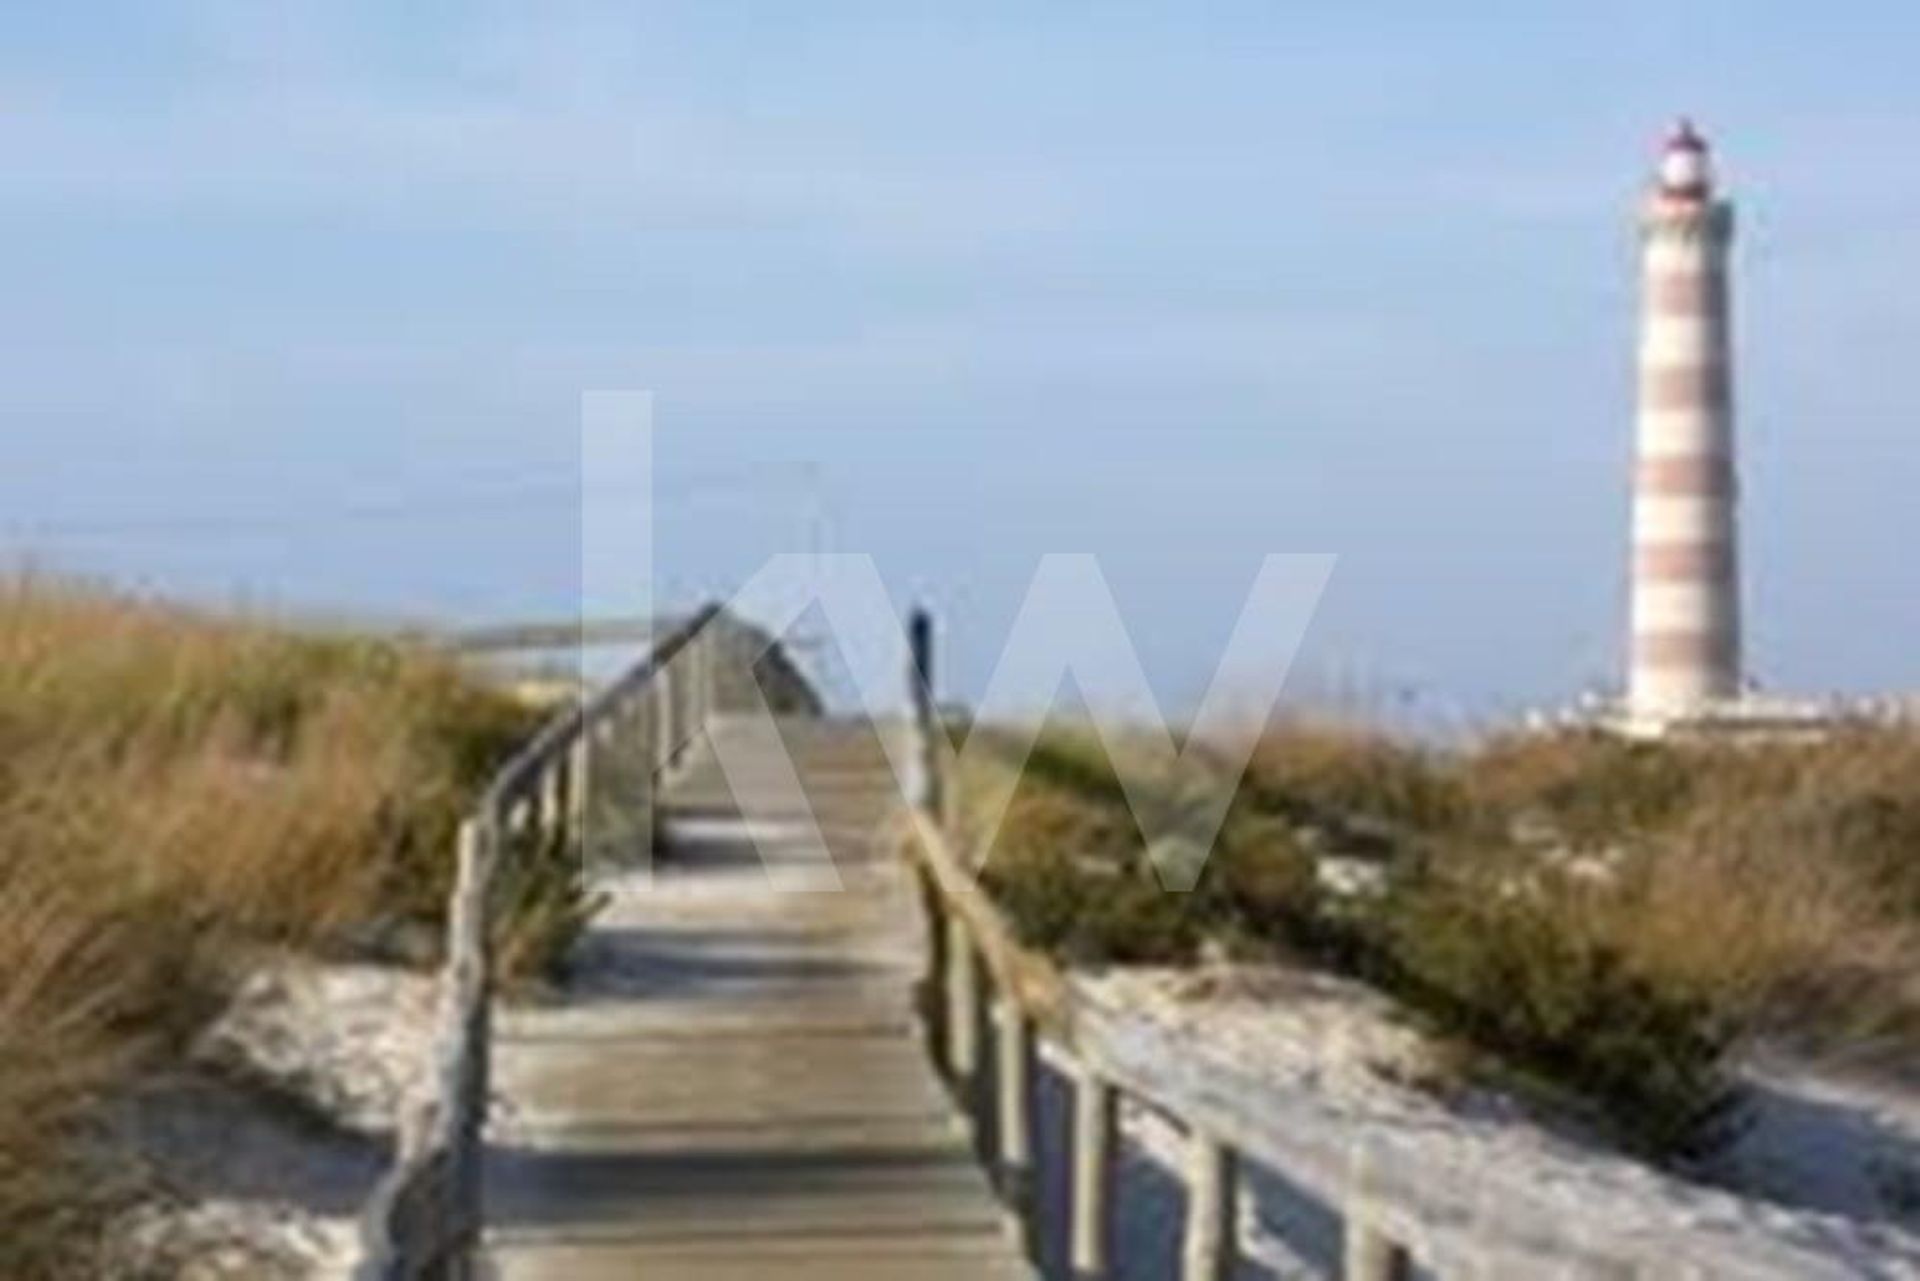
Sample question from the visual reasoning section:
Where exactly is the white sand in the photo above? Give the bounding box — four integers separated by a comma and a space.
108, 955, 436, 1280
100, 944, 1920, 1278
1064, 966, 1920, 1279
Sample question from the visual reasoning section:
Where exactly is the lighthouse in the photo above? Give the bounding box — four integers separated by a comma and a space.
1627, 120, 1743, 730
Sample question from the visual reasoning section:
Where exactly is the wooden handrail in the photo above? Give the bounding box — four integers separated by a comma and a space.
481, 604, 722, 809
354, 605, 721, 1280
898, 606, 1830, 1281
900, 809, 1066, 1027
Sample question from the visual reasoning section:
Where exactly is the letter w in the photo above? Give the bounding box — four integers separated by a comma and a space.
960, 554, 1333, 890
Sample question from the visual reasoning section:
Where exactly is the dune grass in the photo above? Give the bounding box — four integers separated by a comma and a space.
964, 716, 1920, 1160
0, 578, 541, 1276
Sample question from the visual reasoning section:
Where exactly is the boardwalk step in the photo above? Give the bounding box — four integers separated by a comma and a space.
492, 1235, 1033, 1281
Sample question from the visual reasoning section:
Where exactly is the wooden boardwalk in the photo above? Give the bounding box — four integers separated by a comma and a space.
484, 714, 1033, 1280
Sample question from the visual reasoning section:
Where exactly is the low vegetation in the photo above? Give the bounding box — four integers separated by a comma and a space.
0, 578, 548, 1277
963, 718, 1920, 1161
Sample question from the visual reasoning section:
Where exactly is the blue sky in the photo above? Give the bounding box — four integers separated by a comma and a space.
2, 4, 1915, 719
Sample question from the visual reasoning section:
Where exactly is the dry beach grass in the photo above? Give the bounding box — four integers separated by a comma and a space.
0, 578, 537, 1277
966, 714, 1920, 1159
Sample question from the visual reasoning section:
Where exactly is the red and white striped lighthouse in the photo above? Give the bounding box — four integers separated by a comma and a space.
1627, 119, 1742, 727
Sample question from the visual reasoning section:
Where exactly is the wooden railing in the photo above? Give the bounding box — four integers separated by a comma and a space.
899, 610, 1828, 1281
353, 605, 723, 1280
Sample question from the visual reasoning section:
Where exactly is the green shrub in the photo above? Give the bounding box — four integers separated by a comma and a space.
1380, 874, 1744, 1159
493, 824, 611, 984
976, 737, 1205, 965
1772, 788, 1920, 921
1208, 814, 1326, 945
959, 716, 1920, 1160
1245, 722, 1472, 833
1006, 728, 1137, 810
984, 846, 1198, 965
966, 719, 1772, 1162
1466, 733, 1698, 846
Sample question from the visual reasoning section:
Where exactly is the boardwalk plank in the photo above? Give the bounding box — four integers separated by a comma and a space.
484, 716, 1031, 1280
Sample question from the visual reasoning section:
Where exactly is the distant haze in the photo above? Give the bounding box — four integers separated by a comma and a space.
3, 5, 1916, 720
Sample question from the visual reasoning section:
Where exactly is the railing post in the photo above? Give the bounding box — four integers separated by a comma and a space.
688, 628, 709, 731
444, 816, 493, 1280
1070, 1066, 1118, 1279
700, 623, 719, 720
916, 867, 950, 1060
944, 916, 980, 1083
537, 755, 564, 837
993, 994, 1035, 1215
567, 732, 590, 846
667, 649, 686, 766
907, 606, 942, 820
1343, 1212, 1412, 1281
1180, 1129, 1237, 1281
1343, 1140, 1412, 1280
651, 679, 671, 776
1344, 1144, 1420, 1281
